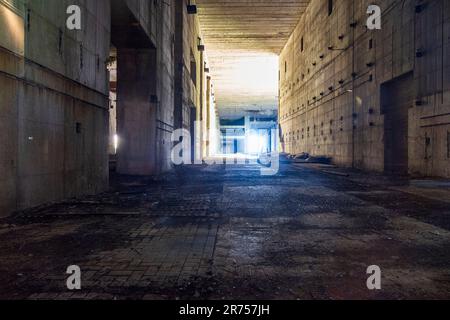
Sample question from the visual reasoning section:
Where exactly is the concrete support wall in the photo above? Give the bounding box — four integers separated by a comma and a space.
174, 0, 212, 160
155, 0, 176, 173
279, 0, 450, 177
0, 0, 178, 215
0, 0, 110, 216
175, 0, 199, 130
123, 0, 157, 45
116, 49, 157, 175
114, 0, 175, 176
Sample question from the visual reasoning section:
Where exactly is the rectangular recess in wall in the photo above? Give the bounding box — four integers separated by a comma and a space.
80, 44, 84, 69
447, 131, 450, 158
190, 52, 197, 86
425, 135, 431, 160
58, 29, 63, 55
328, 0, 334, 16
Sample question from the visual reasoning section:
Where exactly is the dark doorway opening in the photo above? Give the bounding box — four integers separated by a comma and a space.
381, 72, 413, 175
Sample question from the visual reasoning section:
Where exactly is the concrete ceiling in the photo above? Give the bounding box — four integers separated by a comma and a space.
196, 0, 310, 119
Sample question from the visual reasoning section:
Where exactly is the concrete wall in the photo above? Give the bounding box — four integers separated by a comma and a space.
114, 0, 175, 175
116, 48, 159, 175
123, 0, 157, 45
279, 0, 450, 177
0, 1, 23, 217
0, 0, 110, 216
174, 0, 219, 160
154, 0, 175, 173
174, 0, 202, 130
0, 0, 181, 216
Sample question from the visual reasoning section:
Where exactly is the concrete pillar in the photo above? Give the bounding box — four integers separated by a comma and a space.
173, 0, 184, 132
116, 48, 158, 175
206, 76, 211, 157
199, 51, 206, 160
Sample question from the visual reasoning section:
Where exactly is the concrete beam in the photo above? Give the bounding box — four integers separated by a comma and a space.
111, 0, 155, 49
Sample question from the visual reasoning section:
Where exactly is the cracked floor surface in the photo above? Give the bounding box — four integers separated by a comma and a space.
0, 163, 449, 300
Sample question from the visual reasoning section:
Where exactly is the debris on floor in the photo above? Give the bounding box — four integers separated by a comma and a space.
0, 163, 449, 300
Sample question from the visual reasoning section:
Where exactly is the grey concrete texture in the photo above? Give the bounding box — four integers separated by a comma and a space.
0, 163, 449, 300
1, 0, 111, 217
279, 0, 450, 178
1, 0, 447, 221
0, 0, 216, 216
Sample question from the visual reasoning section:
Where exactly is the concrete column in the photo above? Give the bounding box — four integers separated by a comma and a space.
199, 51, 205, 159
173, 0, 184, 131
206, 76, 211, 157
116, 48, 158, 175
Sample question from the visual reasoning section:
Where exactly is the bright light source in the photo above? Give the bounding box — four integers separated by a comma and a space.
114, 134, 119, 154
211, 53, 278, 109
247, 132, 268, 155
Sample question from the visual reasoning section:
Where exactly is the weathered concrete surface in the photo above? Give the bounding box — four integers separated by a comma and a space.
0, 163, 449, 300
0, 0, 111, 217
279, 0, 450, 178
116, 49, 158, 175
174, 0, 221, 160
0, 0, 181, 216
174, 0, 201, 131
112, 0, 176, 176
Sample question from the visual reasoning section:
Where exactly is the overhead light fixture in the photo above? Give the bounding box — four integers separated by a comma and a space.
197, 36, 204, 51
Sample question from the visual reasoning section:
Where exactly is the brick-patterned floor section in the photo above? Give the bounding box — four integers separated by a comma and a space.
0, 164, 449, 299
